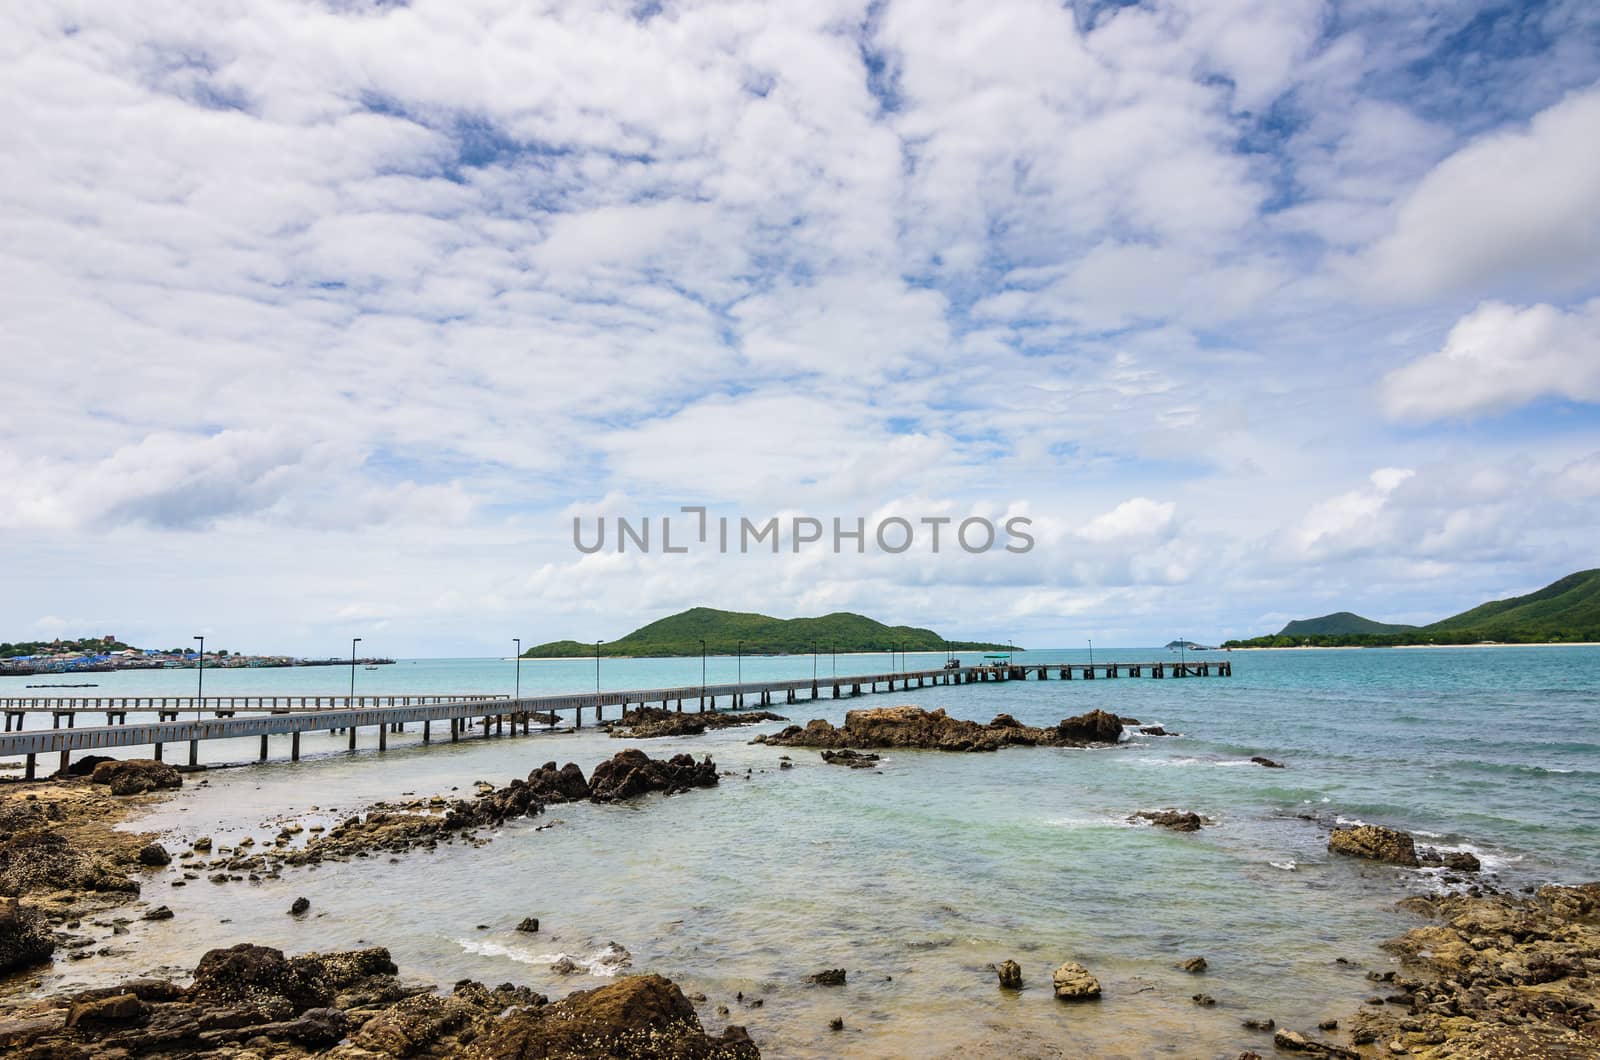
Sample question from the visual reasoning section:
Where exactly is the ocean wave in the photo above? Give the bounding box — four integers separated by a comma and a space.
456, 939, 633, 977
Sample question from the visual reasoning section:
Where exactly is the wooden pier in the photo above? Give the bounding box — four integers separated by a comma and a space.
0, 660, 1230, 778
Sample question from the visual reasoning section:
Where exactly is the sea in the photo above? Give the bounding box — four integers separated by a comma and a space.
5, 646, 1597, 1058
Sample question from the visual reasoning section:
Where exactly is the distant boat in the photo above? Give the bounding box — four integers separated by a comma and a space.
364, 663, 379, 670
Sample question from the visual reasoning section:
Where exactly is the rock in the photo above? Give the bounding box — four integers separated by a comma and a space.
997, 959, 1023, 989
1193, 993, 1217, 1005
0, 829, 138, 897
820, 749, 880, 768
0, 897, 55, 973
90, 758, 183, 795
1250, 756, 1285, 768
64, 992, 143, 1028
1133, 809, 1208, 832
1328, 825, 1420, 867
289, 896, 310, 916
1139, 726, 1172, 736
1243, 1017, 1275, 1030
1441, 850, 1481, 873
1051, 961, 1101, 1001
1273, 1028, 1359, 1057
516, 916, 539, 933
193, 836, 213, 852
142, 905, 174, 920
588, 750, 719, 802
137, 842, 171, 867
550, 956, 583, 975
1054, 710, 1124, 744
526, 761, 592, 802
463, 972, 759, 1058
756, 705, 1123, 753
808, 969, 846, 985
828, 1016, 844, 1031
608, 706, 788, 739
1180, 956, 1208, 973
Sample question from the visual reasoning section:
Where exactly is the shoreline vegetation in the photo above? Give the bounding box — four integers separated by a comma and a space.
2, 705, 1595, 1056
1223, 568, 1600, 648
522, 606, 1017, 659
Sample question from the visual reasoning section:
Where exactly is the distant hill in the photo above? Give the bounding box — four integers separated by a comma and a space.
1277, 612, 1418, 637
523, 607, 1015, 658
1225, 569, 1600, 647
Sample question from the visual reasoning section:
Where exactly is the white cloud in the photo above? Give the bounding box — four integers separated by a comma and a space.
1380, 299, 1600, 421
1361, 86, 1600, 301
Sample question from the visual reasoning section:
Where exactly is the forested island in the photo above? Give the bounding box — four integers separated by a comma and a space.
1224, 569, 1600, 647
522, 607, 1015, 658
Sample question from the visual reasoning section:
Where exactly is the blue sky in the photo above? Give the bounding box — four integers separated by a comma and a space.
2, 0, 1598, 655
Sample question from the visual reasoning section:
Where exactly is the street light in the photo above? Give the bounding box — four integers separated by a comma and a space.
700, 639, 706, 703
812, 642, 817, 681
595, 640, 603, 694
736, 640, 743, 688
1088, 638, 1094, 668
193, 635, 204, 721
350, 637, 362, 701
513, 638, 521, 702
831, 643, 836, 678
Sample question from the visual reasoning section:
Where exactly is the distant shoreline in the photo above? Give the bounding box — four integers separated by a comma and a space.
1228, 641, 1600, 651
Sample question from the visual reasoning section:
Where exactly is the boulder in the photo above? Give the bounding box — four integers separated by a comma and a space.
807, 969, 846, 985
516, 917, 539, 933
1181, 956, 1208, 973
0, 897, 55, 974
1328, 825, 1420, 867
462, 972, 759, 1059
90, 759, 182, 796
820, 749, 880, 768
1051, 961, 1101, 1001
996, 959, 1022, 989
1055, 710, 1123, 744
1250, 756, 1285, 769
66, 754, 115, 777
64, 992, 143, 1028
289, 896, 310, 916
526, 762, 591, 803
137, 842, 171, 867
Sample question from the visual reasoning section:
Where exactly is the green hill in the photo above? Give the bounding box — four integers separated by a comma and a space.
522, 607, 1015, 658
1225, 569, 1600, 647
1278, 612, 1418, 637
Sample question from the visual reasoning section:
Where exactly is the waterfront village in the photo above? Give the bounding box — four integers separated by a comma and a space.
0, 636, 392, 676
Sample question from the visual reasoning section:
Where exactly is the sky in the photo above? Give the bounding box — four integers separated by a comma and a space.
3, 0, 1599, 656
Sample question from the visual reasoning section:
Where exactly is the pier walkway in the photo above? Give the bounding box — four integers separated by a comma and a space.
0, 659, 1230, 778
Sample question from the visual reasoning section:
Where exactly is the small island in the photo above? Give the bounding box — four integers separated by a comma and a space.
1224, 568, 1600, 647
522, 607, 1016, 658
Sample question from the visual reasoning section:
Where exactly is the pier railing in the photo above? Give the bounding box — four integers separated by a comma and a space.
0, 660, 1229, 778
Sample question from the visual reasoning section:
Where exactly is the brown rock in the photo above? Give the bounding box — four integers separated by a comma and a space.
1051, 961, 1101, 1001
0, 897, 55, 974
997, 959, 1022, 989
91, 758, 183, 795
1328, 825, 1420, 867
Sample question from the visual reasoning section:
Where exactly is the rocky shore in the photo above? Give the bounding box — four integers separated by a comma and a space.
0, 942, 759, 1058
752, 705, 1125, 752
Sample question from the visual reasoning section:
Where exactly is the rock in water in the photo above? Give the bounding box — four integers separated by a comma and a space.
0, 897, 56, 974
1051, 961, 1101, 1001
516, 916, 539, 933
90, 759, 183, 796
1180, 956, 1208, 973
289, 896, 310, 916
1055, 710, 1123, 744
808, 969, 846, 985
997, 960, 1023, 989
137, 842, 171, 866
820, 749, 880, 768
1250, 756, 1285, 768
587, 750, 718, 802
526, 761, 592, 802
1132, 810, 1208, 832
1328, 825, 1420, 867
463, 972, 759, 1058
756, 705, 1123, 753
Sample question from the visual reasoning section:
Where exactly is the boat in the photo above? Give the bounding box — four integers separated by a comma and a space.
364, 663, 379, 670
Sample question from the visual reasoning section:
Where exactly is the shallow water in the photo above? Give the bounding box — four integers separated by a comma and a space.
14, 647, 1600, 1057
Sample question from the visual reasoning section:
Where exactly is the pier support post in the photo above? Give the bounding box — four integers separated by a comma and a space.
259, 734, 268, 762
348, 725, 357, 750
291, 732, 301, 761
188, 740, 198, 767
59, 750, 70, 775
379, 724, 387, 751
154, 742, 163, 761
423, 720, 431, 743
25, 753, 36, 780
452, 718, 461, 741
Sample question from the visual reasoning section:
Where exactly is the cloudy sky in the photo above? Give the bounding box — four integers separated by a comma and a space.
4, 0, 1599, 655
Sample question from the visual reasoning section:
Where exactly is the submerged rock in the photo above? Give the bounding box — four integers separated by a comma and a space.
820, 749, 880, 768
755, 706, 1124, 753
1250, 756, 1285, 769
807, 969, 846, 985
606, 707, 789, 739
1051, 961, 1102, 1001
1328, 825, 1420, 867
1180, 956, 1208, 973
997, 959, 1023, 989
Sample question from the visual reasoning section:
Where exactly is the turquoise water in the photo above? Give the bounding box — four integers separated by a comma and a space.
14, 647, 1599, 1058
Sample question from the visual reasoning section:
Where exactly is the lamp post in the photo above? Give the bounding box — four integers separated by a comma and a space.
595, 640, 603, 694
1088, 638, 1094, 669
349, 637, 361, 701
513, 638, 521, 702
831, 643, 836, 678
700, 639, 706, 703
193, 635, 204, 721
812, 642, 817, 682
736, 641, 742, 687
